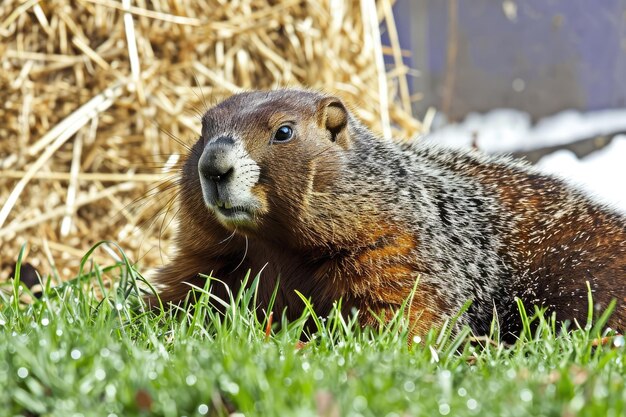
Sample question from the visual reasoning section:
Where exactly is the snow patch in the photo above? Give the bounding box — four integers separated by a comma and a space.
429, 108, 626, 153
428, 109, 626, 213
537, 136, 626, 213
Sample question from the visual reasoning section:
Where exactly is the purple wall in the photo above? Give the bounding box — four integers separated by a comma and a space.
390, 0, 626, 120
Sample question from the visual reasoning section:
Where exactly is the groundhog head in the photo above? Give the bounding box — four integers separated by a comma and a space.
187, 89, 352, 244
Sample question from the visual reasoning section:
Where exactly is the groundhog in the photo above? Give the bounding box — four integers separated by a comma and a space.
151, 88, 626, 339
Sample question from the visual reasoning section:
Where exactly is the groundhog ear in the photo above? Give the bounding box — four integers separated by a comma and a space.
317, 97, 350, 148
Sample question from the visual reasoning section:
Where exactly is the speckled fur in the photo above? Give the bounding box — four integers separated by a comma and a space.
151, 89, 626, 338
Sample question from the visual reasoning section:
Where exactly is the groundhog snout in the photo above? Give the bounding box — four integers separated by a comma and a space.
199, 136, 236, 183
196, 135, 262, 226
198, 136, 238, 206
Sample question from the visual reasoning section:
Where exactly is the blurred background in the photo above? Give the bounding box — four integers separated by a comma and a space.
1, 0, 625, 283
394, 0, 626, 214
395, 0, 626, 120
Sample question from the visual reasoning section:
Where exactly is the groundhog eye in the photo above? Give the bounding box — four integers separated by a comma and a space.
273, 125, 293, 143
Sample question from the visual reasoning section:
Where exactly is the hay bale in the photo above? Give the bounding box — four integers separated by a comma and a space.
0, 0, 421, 280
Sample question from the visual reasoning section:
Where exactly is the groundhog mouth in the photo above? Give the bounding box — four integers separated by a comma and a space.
212, 201, 256, 227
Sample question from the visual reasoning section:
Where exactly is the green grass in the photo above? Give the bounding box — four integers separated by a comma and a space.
1, 243, 625, 417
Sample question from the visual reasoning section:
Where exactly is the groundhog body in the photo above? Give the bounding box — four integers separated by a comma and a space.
153, 89, 626, 338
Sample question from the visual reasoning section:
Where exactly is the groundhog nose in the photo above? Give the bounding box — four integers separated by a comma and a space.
199, 136, 236, 183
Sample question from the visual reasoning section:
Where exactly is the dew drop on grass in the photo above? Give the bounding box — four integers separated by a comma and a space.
186, 374, 197, 386
198, 404, 209, 415
39, 339, 48, 347
313, 369, 324, 381
113, 359, 125, 371
438, 370, 452, 395
467, 398, 478, 410
570, 394, 585, 411
283, 377, 292, 387
506, 368, 516, 380
353, 395, 367, 411
71, 349, 82, 360
613, 335, 625, 348
17, 367, 28, 379
148, 371, 158, 380
412, 335, 422, 344
403, 380, 415, 393
95, 368, 106, 381
56, 329, 63, 336
457, 388, 467, 397
0, 319, 6, 326
41, 317, 49, 326
438, 403, 450, 415
593, 383, 608, 399
105, 384, 116, 398
301, 362, 311, 372
337, 357, 345, 367
226, 383, 239, 395
50, 351, 62, 362
520, 389, 533, 402
100, 348, 110, 358
115, 303, 123, 311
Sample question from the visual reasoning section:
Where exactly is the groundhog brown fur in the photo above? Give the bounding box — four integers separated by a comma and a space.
151, 88, 626, 338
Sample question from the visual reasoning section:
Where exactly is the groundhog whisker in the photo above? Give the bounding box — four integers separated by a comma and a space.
121, 177, 181, 217
132, 192, 179, 235
156, 126, 198, 157
218, 229, 238, 246
191, 72, 211, 114
229, 235, 250, 274
104, 176, 179, 233
125, 182, 182, 236
187, 103, 207, 121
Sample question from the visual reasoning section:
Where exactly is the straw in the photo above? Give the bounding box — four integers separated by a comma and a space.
0, 0, 422, 278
